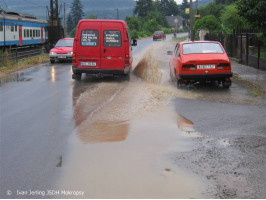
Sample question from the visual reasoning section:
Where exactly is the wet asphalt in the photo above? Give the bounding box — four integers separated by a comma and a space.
0, 33, 266, 198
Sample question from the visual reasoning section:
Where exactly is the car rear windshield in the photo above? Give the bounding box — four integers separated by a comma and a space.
182, 43, 224, 54
55, 39, 74, 47
154, 31, 163, 34
81, 30, 99, 47
103, 30, 122, 47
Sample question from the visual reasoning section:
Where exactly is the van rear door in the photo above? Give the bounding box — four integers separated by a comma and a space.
101, 22, 124, 70
77, 21, 101, 69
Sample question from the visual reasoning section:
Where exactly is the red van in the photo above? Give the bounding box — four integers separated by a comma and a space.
72, 20, 135, 80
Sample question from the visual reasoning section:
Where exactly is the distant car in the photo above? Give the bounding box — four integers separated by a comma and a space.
49, 38, 74, 63
153, 31, 166, 41
168, 41, 233, 89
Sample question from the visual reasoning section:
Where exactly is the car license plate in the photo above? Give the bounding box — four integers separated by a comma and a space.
58, 55, 66, 59
197, 64, 215, 69
80, 62, 97, 67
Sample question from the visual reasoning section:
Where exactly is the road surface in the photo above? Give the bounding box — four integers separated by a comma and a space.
0, 33, 265, 198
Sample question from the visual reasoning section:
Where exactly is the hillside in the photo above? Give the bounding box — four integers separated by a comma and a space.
1, 0, 136, 20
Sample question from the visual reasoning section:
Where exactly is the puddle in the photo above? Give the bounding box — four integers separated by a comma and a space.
55, 107, 209, 198
177, 114, 198, 136
0, 71, 33, 85
54, 39, 212, 198
77, 120, 129, 144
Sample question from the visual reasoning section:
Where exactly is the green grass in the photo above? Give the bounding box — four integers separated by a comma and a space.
254, 51, 266, 59
171, 36, 189, 42
0, 53, 49, 76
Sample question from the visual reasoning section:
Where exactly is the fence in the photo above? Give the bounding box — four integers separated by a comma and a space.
206, 29, 266, 70
0, 46, 44, 67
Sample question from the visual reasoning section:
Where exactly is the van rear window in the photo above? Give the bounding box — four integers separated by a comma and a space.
81, 30, 99, 46
103, 30, 121, 47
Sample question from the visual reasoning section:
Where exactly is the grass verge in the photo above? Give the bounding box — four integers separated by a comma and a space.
0, 53, 49, 76
171, 36, 189, 42
233, 75, 266, 99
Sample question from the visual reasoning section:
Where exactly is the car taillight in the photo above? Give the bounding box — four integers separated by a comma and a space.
218, 63, 231, 70
125, 54, 130, 65
182, 64, 195, 71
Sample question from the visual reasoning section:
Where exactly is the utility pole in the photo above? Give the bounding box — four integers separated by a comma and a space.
189, 0, 194, 41
116, 8, 119, 20
47, 0, 64, 48
64, 3, 66, 30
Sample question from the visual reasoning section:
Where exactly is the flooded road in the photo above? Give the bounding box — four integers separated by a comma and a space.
1, 33, 266, 198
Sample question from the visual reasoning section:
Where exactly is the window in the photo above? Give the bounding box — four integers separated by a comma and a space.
103, 30, 121, 47
11, 23, 14, 32
33, 30, 35, 37
80, 30, 99, 47
30, 29, 32, 37
55, 39, 74, 47
15, 23, 17, 32
27, 29, 29, 37
182, 43, 224, 54
0, 22, 3, 31
24, 29, 26, 37
174, 44, 180, 57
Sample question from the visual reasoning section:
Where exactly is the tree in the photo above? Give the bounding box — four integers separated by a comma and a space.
237, 0, 266, 31
125, 15, 141, 31
66, 13, 73, 33
143, 19, 161, 34
134, 0, 153, 17
198, 2, 224, 19
193, 15, 222, 32
237, 0, 266, 44
86, 14, 97, 19
180, 0, 189, 10
70, 0, 84, 27
220, 4, 249, 33
146, 10, 169, 27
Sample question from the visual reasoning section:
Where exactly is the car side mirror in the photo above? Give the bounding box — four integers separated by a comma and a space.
131, 39, 137, 46
167, 51, 173, 55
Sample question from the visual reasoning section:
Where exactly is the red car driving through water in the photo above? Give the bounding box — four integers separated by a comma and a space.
168, 41, 233, 89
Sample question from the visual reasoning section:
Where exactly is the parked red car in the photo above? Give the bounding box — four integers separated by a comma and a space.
168, 41, 233, 88
49, 38, 74, 63
153, 31, 166, 41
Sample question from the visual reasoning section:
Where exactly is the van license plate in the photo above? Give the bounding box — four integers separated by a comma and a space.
58, 55, 66, 59
81, 62, 97, 67
197, 65, 215, 69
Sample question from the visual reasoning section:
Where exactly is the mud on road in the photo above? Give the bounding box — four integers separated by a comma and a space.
57, 40, 265, 198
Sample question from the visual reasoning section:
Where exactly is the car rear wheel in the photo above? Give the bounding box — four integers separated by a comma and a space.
177, 79, 182, 88
123, 73, 130, 81
222, 80, 231, 89
72, 73, 81, 80
50, 60, 55, 63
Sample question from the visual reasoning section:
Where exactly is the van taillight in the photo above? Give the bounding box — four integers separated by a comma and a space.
72, 53, 76, 63
125, 54, 130, 64
182, 64, 195, 71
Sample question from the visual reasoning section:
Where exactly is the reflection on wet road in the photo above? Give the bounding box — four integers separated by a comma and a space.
56, 107, 209, 198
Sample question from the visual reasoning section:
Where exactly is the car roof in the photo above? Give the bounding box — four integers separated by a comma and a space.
179, 40, 221, 45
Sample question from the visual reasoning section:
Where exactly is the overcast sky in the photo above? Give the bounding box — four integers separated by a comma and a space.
175, 0, 183, 4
